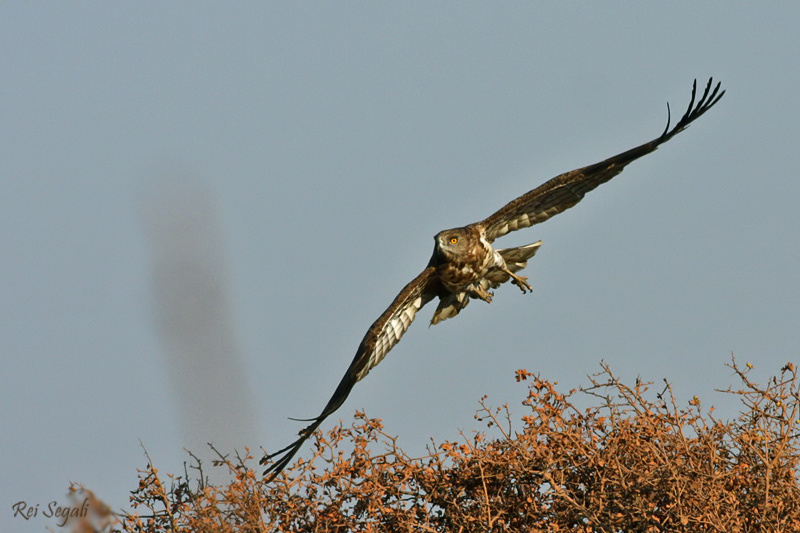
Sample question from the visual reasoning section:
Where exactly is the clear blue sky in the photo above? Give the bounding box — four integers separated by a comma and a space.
2, 3, 799, 530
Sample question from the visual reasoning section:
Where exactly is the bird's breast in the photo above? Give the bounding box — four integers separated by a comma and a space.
438, 239, 495, 293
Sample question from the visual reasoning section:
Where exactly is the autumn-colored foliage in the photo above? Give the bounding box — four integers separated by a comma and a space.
77, 357, 800, 532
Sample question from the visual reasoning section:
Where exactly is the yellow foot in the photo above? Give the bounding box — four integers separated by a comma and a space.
511, 273, 533, 293
472, 284, 494, 303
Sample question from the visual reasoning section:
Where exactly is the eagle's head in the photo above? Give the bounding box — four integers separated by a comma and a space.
433, 227, 472, 261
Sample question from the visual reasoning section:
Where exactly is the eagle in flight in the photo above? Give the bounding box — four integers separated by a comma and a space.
262, 78, 725, 480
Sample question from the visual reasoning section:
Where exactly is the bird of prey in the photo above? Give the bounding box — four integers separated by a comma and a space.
262, 78, 724, 480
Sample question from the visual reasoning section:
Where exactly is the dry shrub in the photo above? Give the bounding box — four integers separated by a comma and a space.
81, 357, 800, 532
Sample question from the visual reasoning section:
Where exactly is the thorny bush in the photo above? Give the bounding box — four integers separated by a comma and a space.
75, 357, 800, 532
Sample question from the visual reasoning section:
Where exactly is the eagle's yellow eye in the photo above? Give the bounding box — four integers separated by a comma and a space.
449, 237, 458, 244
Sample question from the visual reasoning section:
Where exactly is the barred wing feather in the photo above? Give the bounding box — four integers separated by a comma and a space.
261, 267, 439, 481
482, 79, 724, 242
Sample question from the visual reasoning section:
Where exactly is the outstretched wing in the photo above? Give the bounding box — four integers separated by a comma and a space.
261, 266, 441, 481
481, 78, 725, 242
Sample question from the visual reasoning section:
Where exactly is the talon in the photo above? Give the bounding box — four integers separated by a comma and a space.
511, 273, 533, 293
472, 284, 494, 303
